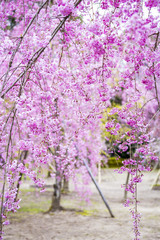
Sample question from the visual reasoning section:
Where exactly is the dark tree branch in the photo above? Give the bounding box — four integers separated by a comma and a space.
0, 0, 49, 94
1, 0, 83, 99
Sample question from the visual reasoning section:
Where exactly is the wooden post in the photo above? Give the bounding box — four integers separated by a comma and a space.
82, 158, 114, 218
98, 161, 101, 184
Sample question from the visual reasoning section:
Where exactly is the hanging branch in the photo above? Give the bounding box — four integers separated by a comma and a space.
0, 109, 17, 234
153, 32, 160, 107
0, 0, 49, 93
1, 0, 83, 99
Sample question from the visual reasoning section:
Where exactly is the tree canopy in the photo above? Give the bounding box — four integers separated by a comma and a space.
0, 0, 160, 239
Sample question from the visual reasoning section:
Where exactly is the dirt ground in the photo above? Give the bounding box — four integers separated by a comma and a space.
3, 169, 160, 240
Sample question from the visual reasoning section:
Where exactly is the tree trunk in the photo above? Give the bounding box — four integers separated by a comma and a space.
49, 161, 63, 211
50, 182, 62, 211
47, 170, 51, 178
62, 177, 69, 193
15, 150, 28, 201
15, 172, 23, 201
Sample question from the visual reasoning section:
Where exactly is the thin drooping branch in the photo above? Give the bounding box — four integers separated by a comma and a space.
0, 0, 49, 93
1, 0, 83, 99
153, 32, 160, 107
0, 63, 25, 82
153, 31, 159, 51
0, 109, 16, 234
147, 108, 160, 128
153, 70, 160, 107
22, 0, 49, 39
1, 47, 45, 98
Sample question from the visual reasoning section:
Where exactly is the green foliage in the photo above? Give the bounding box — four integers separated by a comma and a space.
107, 157, 123, 168
101, 102, 123, 142
100, 97, 136, 167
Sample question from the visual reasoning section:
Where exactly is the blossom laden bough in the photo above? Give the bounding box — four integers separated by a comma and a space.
0, 0, 160, 239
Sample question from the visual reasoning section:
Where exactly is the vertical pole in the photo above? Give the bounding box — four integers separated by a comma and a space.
151, 169, 160, 189
98, 161, 101, 184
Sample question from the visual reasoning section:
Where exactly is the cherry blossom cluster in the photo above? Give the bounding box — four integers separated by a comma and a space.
0, 0, 160, 239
